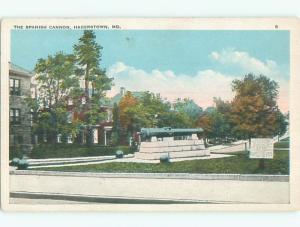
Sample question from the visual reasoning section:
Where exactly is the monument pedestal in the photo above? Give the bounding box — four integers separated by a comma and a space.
135, 137, 210, 160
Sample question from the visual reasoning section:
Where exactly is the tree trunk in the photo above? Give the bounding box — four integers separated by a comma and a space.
258, 159, 265, 170
84, 64, 91, 145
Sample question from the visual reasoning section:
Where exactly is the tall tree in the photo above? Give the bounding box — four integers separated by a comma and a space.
32, 52, 81, 143
73, 30, 112, 145
230, 73, 282, 139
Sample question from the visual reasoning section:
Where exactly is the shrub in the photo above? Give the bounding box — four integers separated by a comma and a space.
17, 159, 29, 170
116, 150, 124, 158
10, 158, 20, 166
160, 153, 170, 163
30, 144, 133, 159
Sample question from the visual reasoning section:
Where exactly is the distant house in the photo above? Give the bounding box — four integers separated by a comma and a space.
78, 86, 144, 146
9, 62, 36, 154
66, 97, 114, 146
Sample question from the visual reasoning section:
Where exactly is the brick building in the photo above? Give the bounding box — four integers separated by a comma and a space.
9, 62, 36, 154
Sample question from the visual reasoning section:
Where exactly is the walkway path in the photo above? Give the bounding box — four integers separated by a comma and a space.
10, 171, 289, 204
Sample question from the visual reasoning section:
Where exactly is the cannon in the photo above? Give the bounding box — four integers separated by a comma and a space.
140, 127, 203, 140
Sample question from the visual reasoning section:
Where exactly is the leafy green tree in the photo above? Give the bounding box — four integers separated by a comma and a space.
274, 111, 288, 137
213, 97, 234, 140
158, 111, 193, 128
174, 98, 203, 124
32, 52, 81, 143
119, 91, 194, 140
73, 30, 112, 145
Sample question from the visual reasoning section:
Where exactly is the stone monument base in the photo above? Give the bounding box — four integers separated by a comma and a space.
135, 137, 210, 160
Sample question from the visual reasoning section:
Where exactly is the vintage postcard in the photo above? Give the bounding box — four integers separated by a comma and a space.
1, 18, 300, 211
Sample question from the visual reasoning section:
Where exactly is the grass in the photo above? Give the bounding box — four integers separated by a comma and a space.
274, 140, 289, 149
37, 150, 289, 175
10, 144, 134, 159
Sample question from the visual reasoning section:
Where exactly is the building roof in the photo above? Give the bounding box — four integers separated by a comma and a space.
9, 62, 34, 77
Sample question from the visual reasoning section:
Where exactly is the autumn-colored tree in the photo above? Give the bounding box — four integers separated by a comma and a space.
197, 113, 213, 146
230, 73, 282, 139
119, 91, 138, 134
197, 114, 213, 137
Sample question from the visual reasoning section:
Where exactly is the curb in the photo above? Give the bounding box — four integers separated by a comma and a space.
10, 170, 289, 182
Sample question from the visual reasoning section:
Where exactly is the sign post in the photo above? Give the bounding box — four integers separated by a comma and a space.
249, 138, 274, 169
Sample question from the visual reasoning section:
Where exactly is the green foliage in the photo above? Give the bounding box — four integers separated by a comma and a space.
28, 30, 113, 145
35, 52, 79, 108
174, 98, 203, 122
31, 52, 81, 143
73, 30, 112, 100
30, 144, 133, 159
117, 92, 196, 142
274, 111, 288, 136
73, 30, 112, 145
9, 146, 23, 160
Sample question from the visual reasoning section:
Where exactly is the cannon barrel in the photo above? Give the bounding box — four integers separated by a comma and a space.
140, 127, 203, 139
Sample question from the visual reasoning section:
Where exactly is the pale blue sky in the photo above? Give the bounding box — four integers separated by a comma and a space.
11, 30, 289, 76
11, 29, 290, 111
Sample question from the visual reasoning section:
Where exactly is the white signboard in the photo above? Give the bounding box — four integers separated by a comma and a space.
249, 138, 274, 159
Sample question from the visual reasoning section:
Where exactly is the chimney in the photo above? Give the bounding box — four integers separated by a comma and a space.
120, 87, 126, 96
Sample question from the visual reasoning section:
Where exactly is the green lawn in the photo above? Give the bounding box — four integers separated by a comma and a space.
10, 144, 133, 159
274, 140, 289, 149
37, 150, 289, 175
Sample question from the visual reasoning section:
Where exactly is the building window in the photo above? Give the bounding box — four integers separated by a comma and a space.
57, 134, 62, 143
10, 78, 21, 96
67, 134, 73, 144
10, 108, 21, 124
10, 134, 23, 145
30, 109, 34, 126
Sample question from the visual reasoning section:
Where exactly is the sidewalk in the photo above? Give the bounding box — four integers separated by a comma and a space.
10, 171, 289, 204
